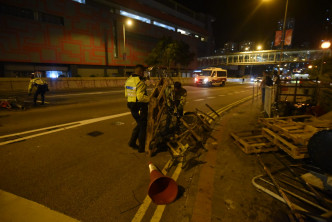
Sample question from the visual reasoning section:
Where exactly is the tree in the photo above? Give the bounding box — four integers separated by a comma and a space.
145, 37, 195, 75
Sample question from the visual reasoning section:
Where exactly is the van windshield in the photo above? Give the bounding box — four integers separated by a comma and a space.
199, 70, 212, 76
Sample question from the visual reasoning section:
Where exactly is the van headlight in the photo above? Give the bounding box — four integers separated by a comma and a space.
204, 78, 208, 83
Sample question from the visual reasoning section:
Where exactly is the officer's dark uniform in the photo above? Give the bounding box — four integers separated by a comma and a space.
165, 81, 187, 131
125, 66, 149, 153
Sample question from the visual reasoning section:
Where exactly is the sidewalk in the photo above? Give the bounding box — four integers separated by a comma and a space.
188, 97, 290, 221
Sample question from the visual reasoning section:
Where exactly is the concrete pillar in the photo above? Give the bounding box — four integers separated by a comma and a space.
69, 65, 78, 77
239, 66, 245, 75
0, 63, 4, 77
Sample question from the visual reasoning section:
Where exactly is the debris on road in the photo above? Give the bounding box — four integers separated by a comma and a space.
145, 77, 220, 170
253, 157, 332, 222
0, 98, 25, 110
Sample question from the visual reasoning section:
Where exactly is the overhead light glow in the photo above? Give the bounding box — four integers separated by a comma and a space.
153, 21, 175, 31
177, 28, 190, 35
126, 19, 132, 26
72, 0, 85, 3
46, 71, 61, 78
321, 41, 331, 49
120, 10, 151, 24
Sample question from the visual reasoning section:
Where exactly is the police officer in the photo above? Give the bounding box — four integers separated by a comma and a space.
125, 64, 149, 153
28, 74, 48, 105
165, 81, 187, 132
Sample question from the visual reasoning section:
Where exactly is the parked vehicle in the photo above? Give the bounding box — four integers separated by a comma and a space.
194, 67, 227, 87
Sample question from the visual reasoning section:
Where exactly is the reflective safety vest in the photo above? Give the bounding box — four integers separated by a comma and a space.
125, 75, 149, 103
28, 78, 48, 93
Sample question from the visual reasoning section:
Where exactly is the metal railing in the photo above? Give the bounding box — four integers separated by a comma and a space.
198, 49, 332, 66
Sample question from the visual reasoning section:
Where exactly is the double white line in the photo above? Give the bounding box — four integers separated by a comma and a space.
0, 112, 131, 146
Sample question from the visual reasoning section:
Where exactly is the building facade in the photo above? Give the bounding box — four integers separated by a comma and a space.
0, 0, 214, 77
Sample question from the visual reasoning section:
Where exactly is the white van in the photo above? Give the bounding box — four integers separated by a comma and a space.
194, 67, 227, 87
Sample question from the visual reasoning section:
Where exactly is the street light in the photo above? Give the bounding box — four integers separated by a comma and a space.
321, 40, 331, 49
123, 19, 133, 76
320, 40, 331, 75
257, 45, 262, 50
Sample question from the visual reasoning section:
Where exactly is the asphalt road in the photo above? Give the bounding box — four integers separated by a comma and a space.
0, 83, 257, 222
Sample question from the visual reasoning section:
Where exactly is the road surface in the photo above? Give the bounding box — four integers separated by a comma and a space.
0, 83, 257, 222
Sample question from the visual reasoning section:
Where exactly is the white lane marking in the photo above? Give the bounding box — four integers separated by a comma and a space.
218, 95, 225, 97
207, 97, 216, 99
193, 99, 205, 102
48, 91, 122, 98
0, 189, 79, 222
0, 112, 131, 146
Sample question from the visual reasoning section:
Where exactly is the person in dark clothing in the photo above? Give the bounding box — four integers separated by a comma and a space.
165, 81, 187, 132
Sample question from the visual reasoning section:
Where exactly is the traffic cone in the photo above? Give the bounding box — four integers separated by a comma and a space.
148, 162, 178, 205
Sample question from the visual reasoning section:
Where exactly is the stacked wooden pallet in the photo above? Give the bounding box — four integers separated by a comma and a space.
231, 115, 331, 159
230, 131, 278, 154
260, 115, 331, 159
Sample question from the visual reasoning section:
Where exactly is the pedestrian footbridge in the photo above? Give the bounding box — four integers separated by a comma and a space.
198, 49, 331, 67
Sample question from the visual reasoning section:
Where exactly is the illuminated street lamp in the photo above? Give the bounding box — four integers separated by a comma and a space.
321, 40, 331, 49
257, 45, 262, 50
308, 65, 312, 69
320, 40, 331, 75
123, 19, 133, 76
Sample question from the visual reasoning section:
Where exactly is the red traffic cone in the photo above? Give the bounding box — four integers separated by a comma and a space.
148, 162, 178, 205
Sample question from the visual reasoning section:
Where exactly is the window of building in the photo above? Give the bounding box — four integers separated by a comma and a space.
0, 3, 34, 20
153, 21, 175, 31
120, 10, 150, 24
46, 71, 62, 78
72, 0, 85, 4
39, 12, 64, 25
113, 20, 118, 58
177, 28, 190, 35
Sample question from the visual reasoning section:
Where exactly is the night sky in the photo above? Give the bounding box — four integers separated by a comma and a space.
175, 0, 332, 49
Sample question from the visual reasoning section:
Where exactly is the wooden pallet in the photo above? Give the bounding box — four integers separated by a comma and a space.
262, 128, 308, 159
145, 78, 170, 156
230, 131, 278, 154
260, 117, 328, 146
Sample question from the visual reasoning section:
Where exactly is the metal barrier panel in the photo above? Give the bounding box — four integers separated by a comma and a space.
264, 86, 275, 117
